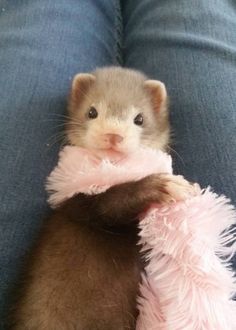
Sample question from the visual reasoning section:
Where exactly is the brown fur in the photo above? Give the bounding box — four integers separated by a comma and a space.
9, 67, 193, 329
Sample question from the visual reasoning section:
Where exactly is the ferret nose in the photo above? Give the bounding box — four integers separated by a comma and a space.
103, 133, 123, 145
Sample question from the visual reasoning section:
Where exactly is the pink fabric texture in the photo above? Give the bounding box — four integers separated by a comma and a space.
46, 146, 236, 330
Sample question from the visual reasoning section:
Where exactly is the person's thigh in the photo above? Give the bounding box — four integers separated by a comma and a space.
122, 0, 236, 205
0, 0, 120, 325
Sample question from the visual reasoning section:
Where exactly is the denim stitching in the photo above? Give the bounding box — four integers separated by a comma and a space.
114, 0, 123, 65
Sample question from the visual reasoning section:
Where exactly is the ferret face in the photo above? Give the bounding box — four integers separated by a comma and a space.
67, 67, 170, 155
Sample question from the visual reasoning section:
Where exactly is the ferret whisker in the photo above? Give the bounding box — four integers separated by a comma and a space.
46, 113, 71, 120
47, 130, 67, 140
42, 122, 67, 130
167, 146, 185, 165
43, 114, 84, 127
45, 113, 84, 126
39, 118, 66, 124
46, 131, 68, 147
42, 118, 85, 132
47, 135, 67, 146
39, 115, 84, 129
66, 130, 83, 138
46, 136, 68, 150
67, 120, 84, 127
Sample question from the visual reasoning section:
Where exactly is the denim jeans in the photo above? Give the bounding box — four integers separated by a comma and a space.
0, 0, 235, 327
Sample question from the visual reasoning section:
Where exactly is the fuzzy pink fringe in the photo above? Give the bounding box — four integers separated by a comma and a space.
137, 192, 236, 329
46, 146, 172, 207
46, 146, 236, 329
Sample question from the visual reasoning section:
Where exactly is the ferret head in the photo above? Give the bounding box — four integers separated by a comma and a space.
67, 67, 170, 155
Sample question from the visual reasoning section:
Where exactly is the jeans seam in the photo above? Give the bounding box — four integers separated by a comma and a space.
114, 0, 123, 65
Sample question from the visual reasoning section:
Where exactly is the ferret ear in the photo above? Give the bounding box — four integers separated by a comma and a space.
69, 73, 96, 112
144, 80, 167, 112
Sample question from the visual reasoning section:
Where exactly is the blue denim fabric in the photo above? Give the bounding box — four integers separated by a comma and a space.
0, 0, 235, 327
0, 0, 121, 326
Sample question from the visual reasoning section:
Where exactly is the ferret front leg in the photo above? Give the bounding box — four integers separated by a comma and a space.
62, 173, 197, 227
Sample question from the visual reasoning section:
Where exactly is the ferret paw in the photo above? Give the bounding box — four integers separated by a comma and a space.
159, 174, 200, 203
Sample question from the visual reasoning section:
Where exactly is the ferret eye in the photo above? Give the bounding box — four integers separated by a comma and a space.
88, 107, 98, 119
134, 113, 143, 126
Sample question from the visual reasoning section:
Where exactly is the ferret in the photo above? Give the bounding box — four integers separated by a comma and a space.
9, 67, 194, 330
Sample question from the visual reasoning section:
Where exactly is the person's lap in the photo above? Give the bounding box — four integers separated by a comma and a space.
0, 0, 236, 327
0, 0, 121, 325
